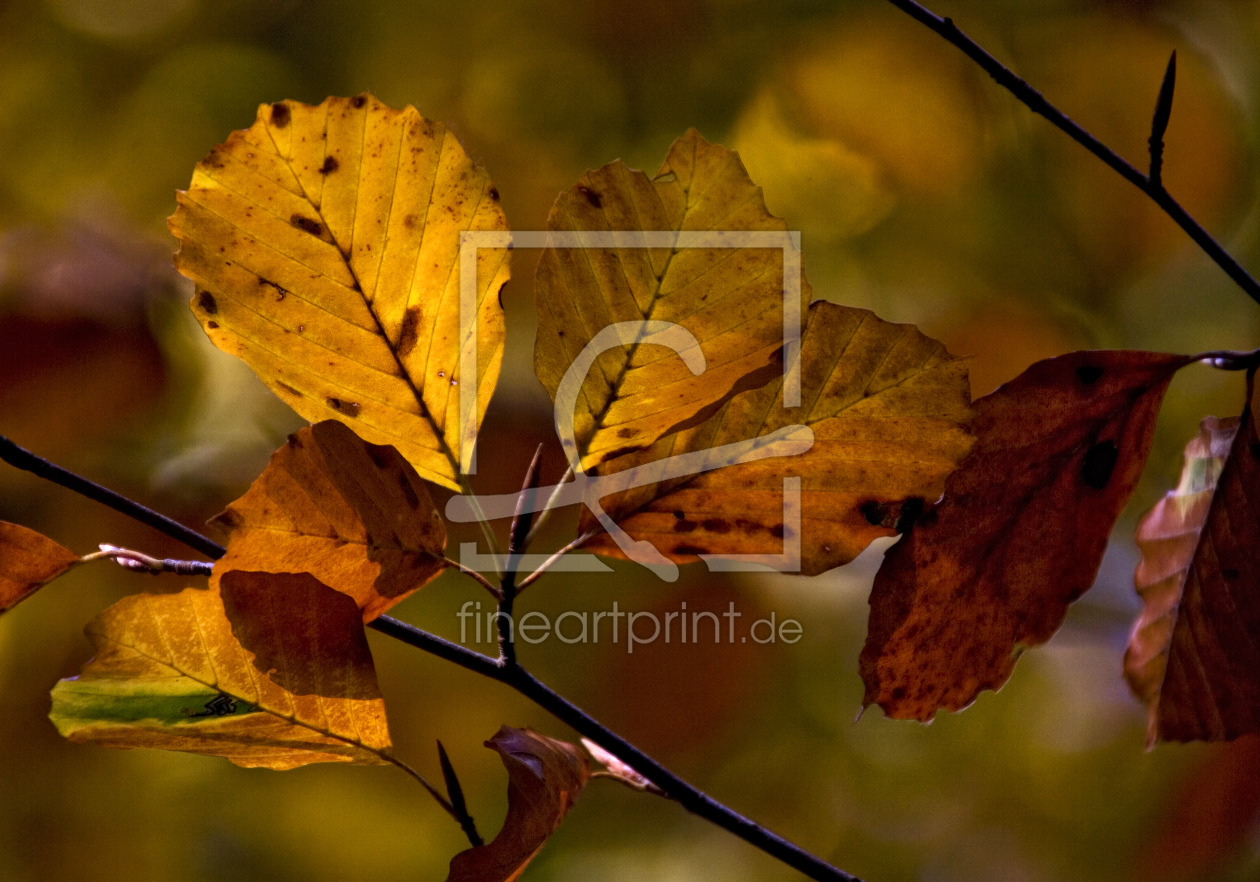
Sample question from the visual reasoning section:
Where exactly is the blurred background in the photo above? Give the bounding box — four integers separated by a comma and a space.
1, 0, 1259, 879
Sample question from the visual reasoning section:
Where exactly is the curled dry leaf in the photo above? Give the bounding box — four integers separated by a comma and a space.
582, 300, 973, 575
169, 94, 510, 490
50, 573, 393, 769
0, 521, 79, 613
210, 420, 446, 622
446, 727, 590, 882
534, 128, 809, 471
861, 350, 1194, 721
1126, 379, 1260, 745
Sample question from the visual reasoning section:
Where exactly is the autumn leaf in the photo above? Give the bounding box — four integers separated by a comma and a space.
209, 420, 446, 622
169, 94, 510, 491
534, 128, 809, 471
446, 727, 590, 882
0, 522, 79, 613
581, 300, 973, 575
1125, 380, 1260, 745
861, 349, 1194, 721
50, 573, 395, 770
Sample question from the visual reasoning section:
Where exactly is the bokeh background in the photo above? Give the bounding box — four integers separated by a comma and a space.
2, 0, 1260, 879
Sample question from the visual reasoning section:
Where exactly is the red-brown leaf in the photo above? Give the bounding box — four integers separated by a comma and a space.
861, 350, 1193, 721
446, 727, 590, 882
1125, 379, 1260, 744
0, 522, 79, 614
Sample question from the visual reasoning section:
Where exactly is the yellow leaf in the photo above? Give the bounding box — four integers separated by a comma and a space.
0, 521, 80, 614
169, 94, 510, 491
50, 574, 393, 770
210, 420, 447, 622
583, 301, 973, 576
534, 128, 809, 471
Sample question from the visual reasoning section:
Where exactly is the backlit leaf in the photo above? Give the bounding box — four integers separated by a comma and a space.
582, 300, 972, 575
0, 521, 79, 613
534, 128, 809, 471
50, 573, 393, 769
210, 420, 446, 622
446, 727, 590, 882
861, 350, 1194, 721
1125, 381, 1260, 745
169, 94, 510, 491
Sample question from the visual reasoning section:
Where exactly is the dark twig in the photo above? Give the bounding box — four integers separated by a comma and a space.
1194, 347, 1260, 371
1148, 51, 1177, 188
97, 545, 216, 576
497, 446, 543, 667
883, 0, 1260, 308
437, 741, 483, 847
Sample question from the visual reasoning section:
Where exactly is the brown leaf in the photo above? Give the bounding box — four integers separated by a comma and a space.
861, 350, 1194, 721
1125, 379, 1260, 744
0, 522, 79, 613
582, 300, 973, 575
50, 575, 393, 770
446, 727, 590, 882
210, 420, 446, 622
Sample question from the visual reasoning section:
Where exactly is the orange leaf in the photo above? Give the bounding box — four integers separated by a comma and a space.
0, 521, 79, 613
210, 420, 446, 622
861, 350, 1193, 721
446, 727, 590, 882
1125, 379, 1260, 744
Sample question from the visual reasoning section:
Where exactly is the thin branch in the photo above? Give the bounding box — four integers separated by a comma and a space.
883, 0, 1260, 308
458, 476, 504, 578
1148, 51, 1177, 188
1193, 347, 1260, 371
524, 463, 574, 546
379, 753, 481, 848
443, 557, 502, 600
496, 448, 544, 667
515, 528, 600, 591
437, 741, 483, 847
95, 545, 216, 576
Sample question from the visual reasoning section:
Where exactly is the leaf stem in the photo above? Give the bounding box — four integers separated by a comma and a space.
443, 558, 502, 600
516, 528, 600, 591
883, 0, 1260, 308
457, 476, 504, 577
523, 463, 574, 546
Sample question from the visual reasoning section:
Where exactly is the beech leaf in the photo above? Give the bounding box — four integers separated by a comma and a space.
861, 350, 1194, 721
446, 727, 590, 882
534, 128, 809, 471
50, 574, 394, 770
210, 420, 446, 622
582, 300, 973, 575
1125, 380, 1260, 745
0, 521, 79, 613
169, 94, 510, 491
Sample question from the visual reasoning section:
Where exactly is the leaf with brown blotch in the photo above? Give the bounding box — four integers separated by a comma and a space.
861, 349, 1195, 722
581, 300, 973, 575
50, 574, 394, 770
210, 420, 446, 622
0, 522, 79, 613
534, 128, 810, 472
446, 727, 590, 882
169, 94, 510, 491
1126, 379, 1260, 745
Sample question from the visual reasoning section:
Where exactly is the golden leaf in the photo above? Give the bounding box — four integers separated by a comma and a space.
0, 521, 79, 614
210, 420, 446, 622
169, 94, 510, 490
50, 574, 394, 770
534, 128, 809, 471
583, 300, 973, 576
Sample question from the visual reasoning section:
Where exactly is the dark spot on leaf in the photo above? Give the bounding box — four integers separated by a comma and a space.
327, 397, 360, 415
319, 156, 339, 175
895, 497, 926, 532
206, 320, 219, 329
489, 187, 500, 202
1076, 365, 1104, 385
292, 215, 323, 236
617, 427, 636, 439
398, 473, 420, 509
287, 434, 303, 449
1251, 442, 1260, 460
403, 214, 417, 229
352, 95, 367, 108
196, 290, 218, 315
259, 278, 289, 300
202, 148, 225, 169
601, 445, 646, 462
672, 545, 706, 556
770, 524, 785, 539
1223, 567, 1241, 580
703, 518, 732, 534
1082, 440, 1120, 489
276, 382, 301, 397
215, 508, 243, 529
861, 500, 893, 528
398, 306, 422, 357
891, 686, 906, 701
577, 185, 601, 208
673, 519, 698, 533
270, 102, 290, 128
673, 510, 685, 520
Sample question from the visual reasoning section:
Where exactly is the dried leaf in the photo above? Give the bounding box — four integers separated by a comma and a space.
169, 94, 510, 491
534, 128, 809, 471
583, 300, 973, 575
50, 574, 393, 769
446, 727, 590, 882
1125, 380, 1260, 744
0, 522, 79, 613
210, 420, 446, 622
861, 350, 1194, 721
